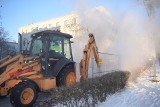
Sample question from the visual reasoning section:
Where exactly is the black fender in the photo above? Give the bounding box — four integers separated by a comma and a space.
18, 77, 40, 92
52, 58, 75, 77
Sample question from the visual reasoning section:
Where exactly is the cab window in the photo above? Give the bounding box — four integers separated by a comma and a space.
49, 36, 63, 54
31, 39, 42, 55
64, 39, 71, 59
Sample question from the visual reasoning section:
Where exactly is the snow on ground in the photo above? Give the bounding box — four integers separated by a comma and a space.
98, 67, 160, 107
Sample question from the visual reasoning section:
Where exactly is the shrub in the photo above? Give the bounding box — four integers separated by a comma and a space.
35, 71, 130, 107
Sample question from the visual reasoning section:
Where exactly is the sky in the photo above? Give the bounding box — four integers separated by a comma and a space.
0, 0, 147, 42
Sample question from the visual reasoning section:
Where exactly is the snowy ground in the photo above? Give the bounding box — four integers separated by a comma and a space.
1, 65, 160, 107
99, 66, 160, 107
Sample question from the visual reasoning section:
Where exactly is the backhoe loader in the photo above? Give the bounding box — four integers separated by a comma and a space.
0, 30, 102, 107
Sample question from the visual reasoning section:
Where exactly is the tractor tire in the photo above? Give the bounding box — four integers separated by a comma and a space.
57, 66, 76, 87
10, 81, 38, 107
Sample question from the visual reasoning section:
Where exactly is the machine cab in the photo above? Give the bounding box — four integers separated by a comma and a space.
29, 30, 74, 77
30, 30, 73, 61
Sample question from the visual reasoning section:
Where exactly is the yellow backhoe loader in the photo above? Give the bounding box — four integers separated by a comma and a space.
0, 30, 102, 107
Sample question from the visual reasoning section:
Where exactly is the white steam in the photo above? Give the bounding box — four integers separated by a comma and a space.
75, 5, 157, 74
69, 0, 160, 81
136, 0, 160, 61
79, 6, 115, 52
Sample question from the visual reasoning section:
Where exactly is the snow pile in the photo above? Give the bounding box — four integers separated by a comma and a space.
99, 69, 160, 107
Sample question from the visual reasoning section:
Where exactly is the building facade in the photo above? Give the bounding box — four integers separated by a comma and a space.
18, 13, 89, 62
19, 13, 87, 40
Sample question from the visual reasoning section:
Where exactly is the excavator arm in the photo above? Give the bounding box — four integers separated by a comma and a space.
0, 55, 40, 85
80, 33, 102, 81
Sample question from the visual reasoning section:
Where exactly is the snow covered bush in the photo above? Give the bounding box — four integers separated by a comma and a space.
37, 71, 130, 107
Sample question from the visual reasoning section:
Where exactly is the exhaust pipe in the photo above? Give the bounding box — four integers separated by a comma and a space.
18, 33, 22, 53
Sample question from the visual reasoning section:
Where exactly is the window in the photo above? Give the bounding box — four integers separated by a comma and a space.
31, 39, 42, 55
64, 39, 71, 59
48, 24, 52, 28
49, 36, 63, 55
49, 34, 72, 59
64, 20, 68, 26
56, 22, 60, 27
73, 18, 76, 24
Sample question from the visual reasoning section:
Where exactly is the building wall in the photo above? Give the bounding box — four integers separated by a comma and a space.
19, 13, 87, 38
7, 42, 19, 52
18, 13, 88, 62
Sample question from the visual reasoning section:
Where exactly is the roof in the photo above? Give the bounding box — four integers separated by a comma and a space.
31, 30, 73, 39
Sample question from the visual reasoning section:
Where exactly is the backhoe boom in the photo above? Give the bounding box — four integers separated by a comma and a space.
80, 33, 102, 80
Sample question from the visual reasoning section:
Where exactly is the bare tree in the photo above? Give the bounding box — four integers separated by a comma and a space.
0, 27, 9, 53
0, 4, 9, 54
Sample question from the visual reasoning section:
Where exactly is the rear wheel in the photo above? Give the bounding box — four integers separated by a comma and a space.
10, 81, 38, 107
57, 66, 76, 87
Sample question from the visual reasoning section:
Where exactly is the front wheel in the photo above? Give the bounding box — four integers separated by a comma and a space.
57, 66, 76, 87
10, 81, 38, 107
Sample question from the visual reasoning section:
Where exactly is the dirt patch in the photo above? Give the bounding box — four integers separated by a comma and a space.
35, 71, 130, 107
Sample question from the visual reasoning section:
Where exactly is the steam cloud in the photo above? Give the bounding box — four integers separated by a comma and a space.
73, 3, 159, 76
137, 0, 160, 18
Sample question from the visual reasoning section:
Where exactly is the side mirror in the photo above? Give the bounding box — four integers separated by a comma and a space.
23, 40, 26, 46
23, 38, 29, 46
